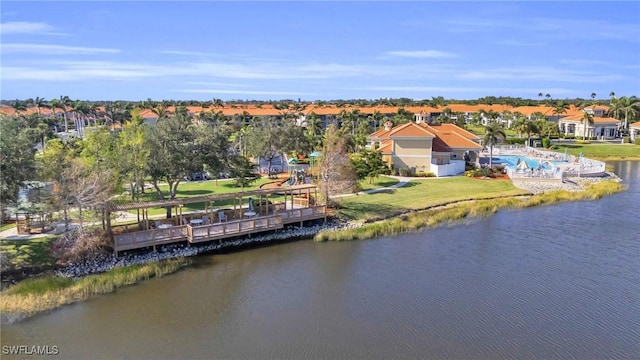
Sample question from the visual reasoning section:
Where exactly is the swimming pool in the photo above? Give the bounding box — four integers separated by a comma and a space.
490, 155, 564, 170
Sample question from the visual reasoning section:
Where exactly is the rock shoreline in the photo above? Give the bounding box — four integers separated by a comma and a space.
56, 221, 361, 278
511, 172, 621, 194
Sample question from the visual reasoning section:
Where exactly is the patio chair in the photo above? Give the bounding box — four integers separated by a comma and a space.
218, 211, 228, 223
155, 220, 162, 228
203, 216, 210, 225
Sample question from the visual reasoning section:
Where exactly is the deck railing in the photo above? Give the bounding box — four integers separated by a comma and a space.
278, 205, 326, 223
113, 205, 326, 253
188, 215, 283, 243
114, 225, 188, 252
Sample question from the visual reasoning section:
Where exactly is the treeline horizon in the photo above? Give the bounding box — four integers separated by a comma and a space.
0, 95, 623, 108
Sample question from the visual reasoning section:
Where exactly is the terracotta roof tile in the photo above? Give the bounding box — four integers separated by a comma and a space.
389, 122, 435, 138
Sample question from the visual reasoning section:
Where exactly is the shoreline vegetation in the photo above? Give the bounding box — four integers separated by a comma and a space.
0, 172, 629, 323
314, 179, 625, 242
0, 257, 191, 323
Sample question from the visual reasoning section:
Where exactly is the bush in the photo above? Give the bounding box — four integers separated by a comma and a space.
505, 138, 526, 145
635, 138, 640, 145
622, 136, 630, 143
541, 137, 551, 148
563, 135, 576, 140
52, 230, 113, 263
415, 171, 436, 177
398, 167, 416, 177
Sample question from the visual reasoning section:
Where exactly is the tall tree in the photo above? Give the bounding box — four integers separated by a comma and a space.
483, 122, 506, 169
318, 124, 359, 205
146, 113, 199, 218
581, 112, 594, 139
0, 116, 37, 224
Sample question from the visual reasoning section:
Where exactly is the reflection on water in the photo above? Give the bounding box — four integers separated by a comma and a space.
2, 162, 639, 360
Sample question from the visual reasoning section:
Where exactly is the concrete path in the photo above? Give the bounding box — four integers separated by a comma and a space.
331, 175, 416, 198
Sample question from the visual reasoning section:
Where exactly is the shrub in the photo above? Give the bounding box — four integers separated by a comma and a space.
505, 138, 526, 145
415, 171, 436, 177
622, 136, 630, 143
398, 167, 416, 177
635, 138, 640, 145
541, 137, 551, 148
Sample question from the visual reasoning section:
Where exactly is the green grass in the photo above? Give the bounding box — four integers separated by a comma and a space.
317, 180, 626, 242
117, 178, 275, 216
0, 223, 17, 232
1, 257, 191, 321
335, 176, 529, 221
466, 124, 519, 138
552, 143, 640, 160
357, 176, 400, 191
0, 237, 57, 269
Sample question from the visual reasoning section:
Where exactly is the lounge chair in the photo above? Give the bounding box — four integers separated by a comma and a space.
218, 211, 228, 223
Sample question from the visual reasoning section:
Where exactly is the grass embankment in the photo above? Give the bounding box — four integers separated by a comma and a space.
316, 180, 625, 242
0, 236, 57, 269
0, 257, 191, 321
336, 176, 528, 221
554, 143, 640, 160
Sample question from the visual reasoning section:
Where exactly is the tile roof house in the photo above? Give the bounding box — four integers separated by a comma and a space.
630, 122, 640, 142
558, 114, 620, 139
368, 119, 482, 177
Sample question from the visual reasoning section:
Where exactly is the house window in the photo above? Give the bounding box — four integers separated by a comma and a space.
451, 153, 458, 159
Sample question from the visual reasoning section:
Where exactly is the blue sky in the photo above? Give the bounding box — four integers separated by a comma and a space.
1, 1, 639, 102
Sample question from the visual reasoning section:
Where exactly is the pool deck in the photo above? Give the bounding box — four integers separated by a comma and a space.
482, 145, 606, 179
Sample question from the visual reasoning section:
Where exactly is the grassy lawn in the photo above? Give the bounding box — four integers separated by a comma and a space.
0, 223, 17, 232
358, 176, 400, 191
336, 176, 529, 221
551, 143, 640, 160
466, 124, 518, 138
119, 176, 401, 217
117, 178, 274, 216
0, 237, 57, 269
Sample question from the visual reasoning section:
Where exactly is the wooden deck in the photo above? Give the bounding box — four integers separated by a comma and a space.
113, 205, 326, 254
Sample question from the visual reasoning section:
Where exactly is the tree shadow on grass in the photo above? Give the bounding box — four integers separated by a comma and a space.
335, 201, 409, 221
177, 190, 215, 197
0, 238, 56, 268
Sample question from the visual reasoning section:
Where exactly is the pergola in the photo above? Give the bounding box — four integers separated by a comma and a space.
101, 184, 321, 236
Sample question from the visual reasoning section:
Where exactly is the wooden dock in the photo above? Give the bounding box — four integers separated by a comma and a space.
104, 184, 326, 255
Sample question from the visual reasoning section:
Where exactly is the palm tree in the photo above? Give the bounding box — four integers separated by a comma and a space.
621, 96, 640, 130
57, 95, 72, 132
484, 122, 506, 169
34, 97, 47, 116
367, 110, 384, 130
581, 112, 594, 139
10, 100, 28, 115
553, 101, 570, 121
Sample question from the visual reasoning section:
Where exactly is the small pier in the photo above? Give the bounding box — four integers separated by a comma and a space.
103, 184, 326, 255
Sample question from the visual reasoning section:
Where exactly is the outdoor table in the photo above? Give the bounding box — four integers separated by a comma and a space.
244, 211, 257, 218
158, 224, 173, 229
190, 219, 204, 226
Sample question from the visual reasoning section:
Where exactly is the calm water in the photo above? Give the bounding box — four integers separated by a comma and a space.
2, 162, 639, 360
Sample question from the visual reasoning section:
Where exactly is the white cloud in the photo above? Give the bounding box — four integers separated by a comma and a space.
2, 44, 121, 55
385, 50, 458, 58
496, 40, 546, 47
456, 66, 625, 83
0, 21, 64, 35
159, 50, 224, 57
